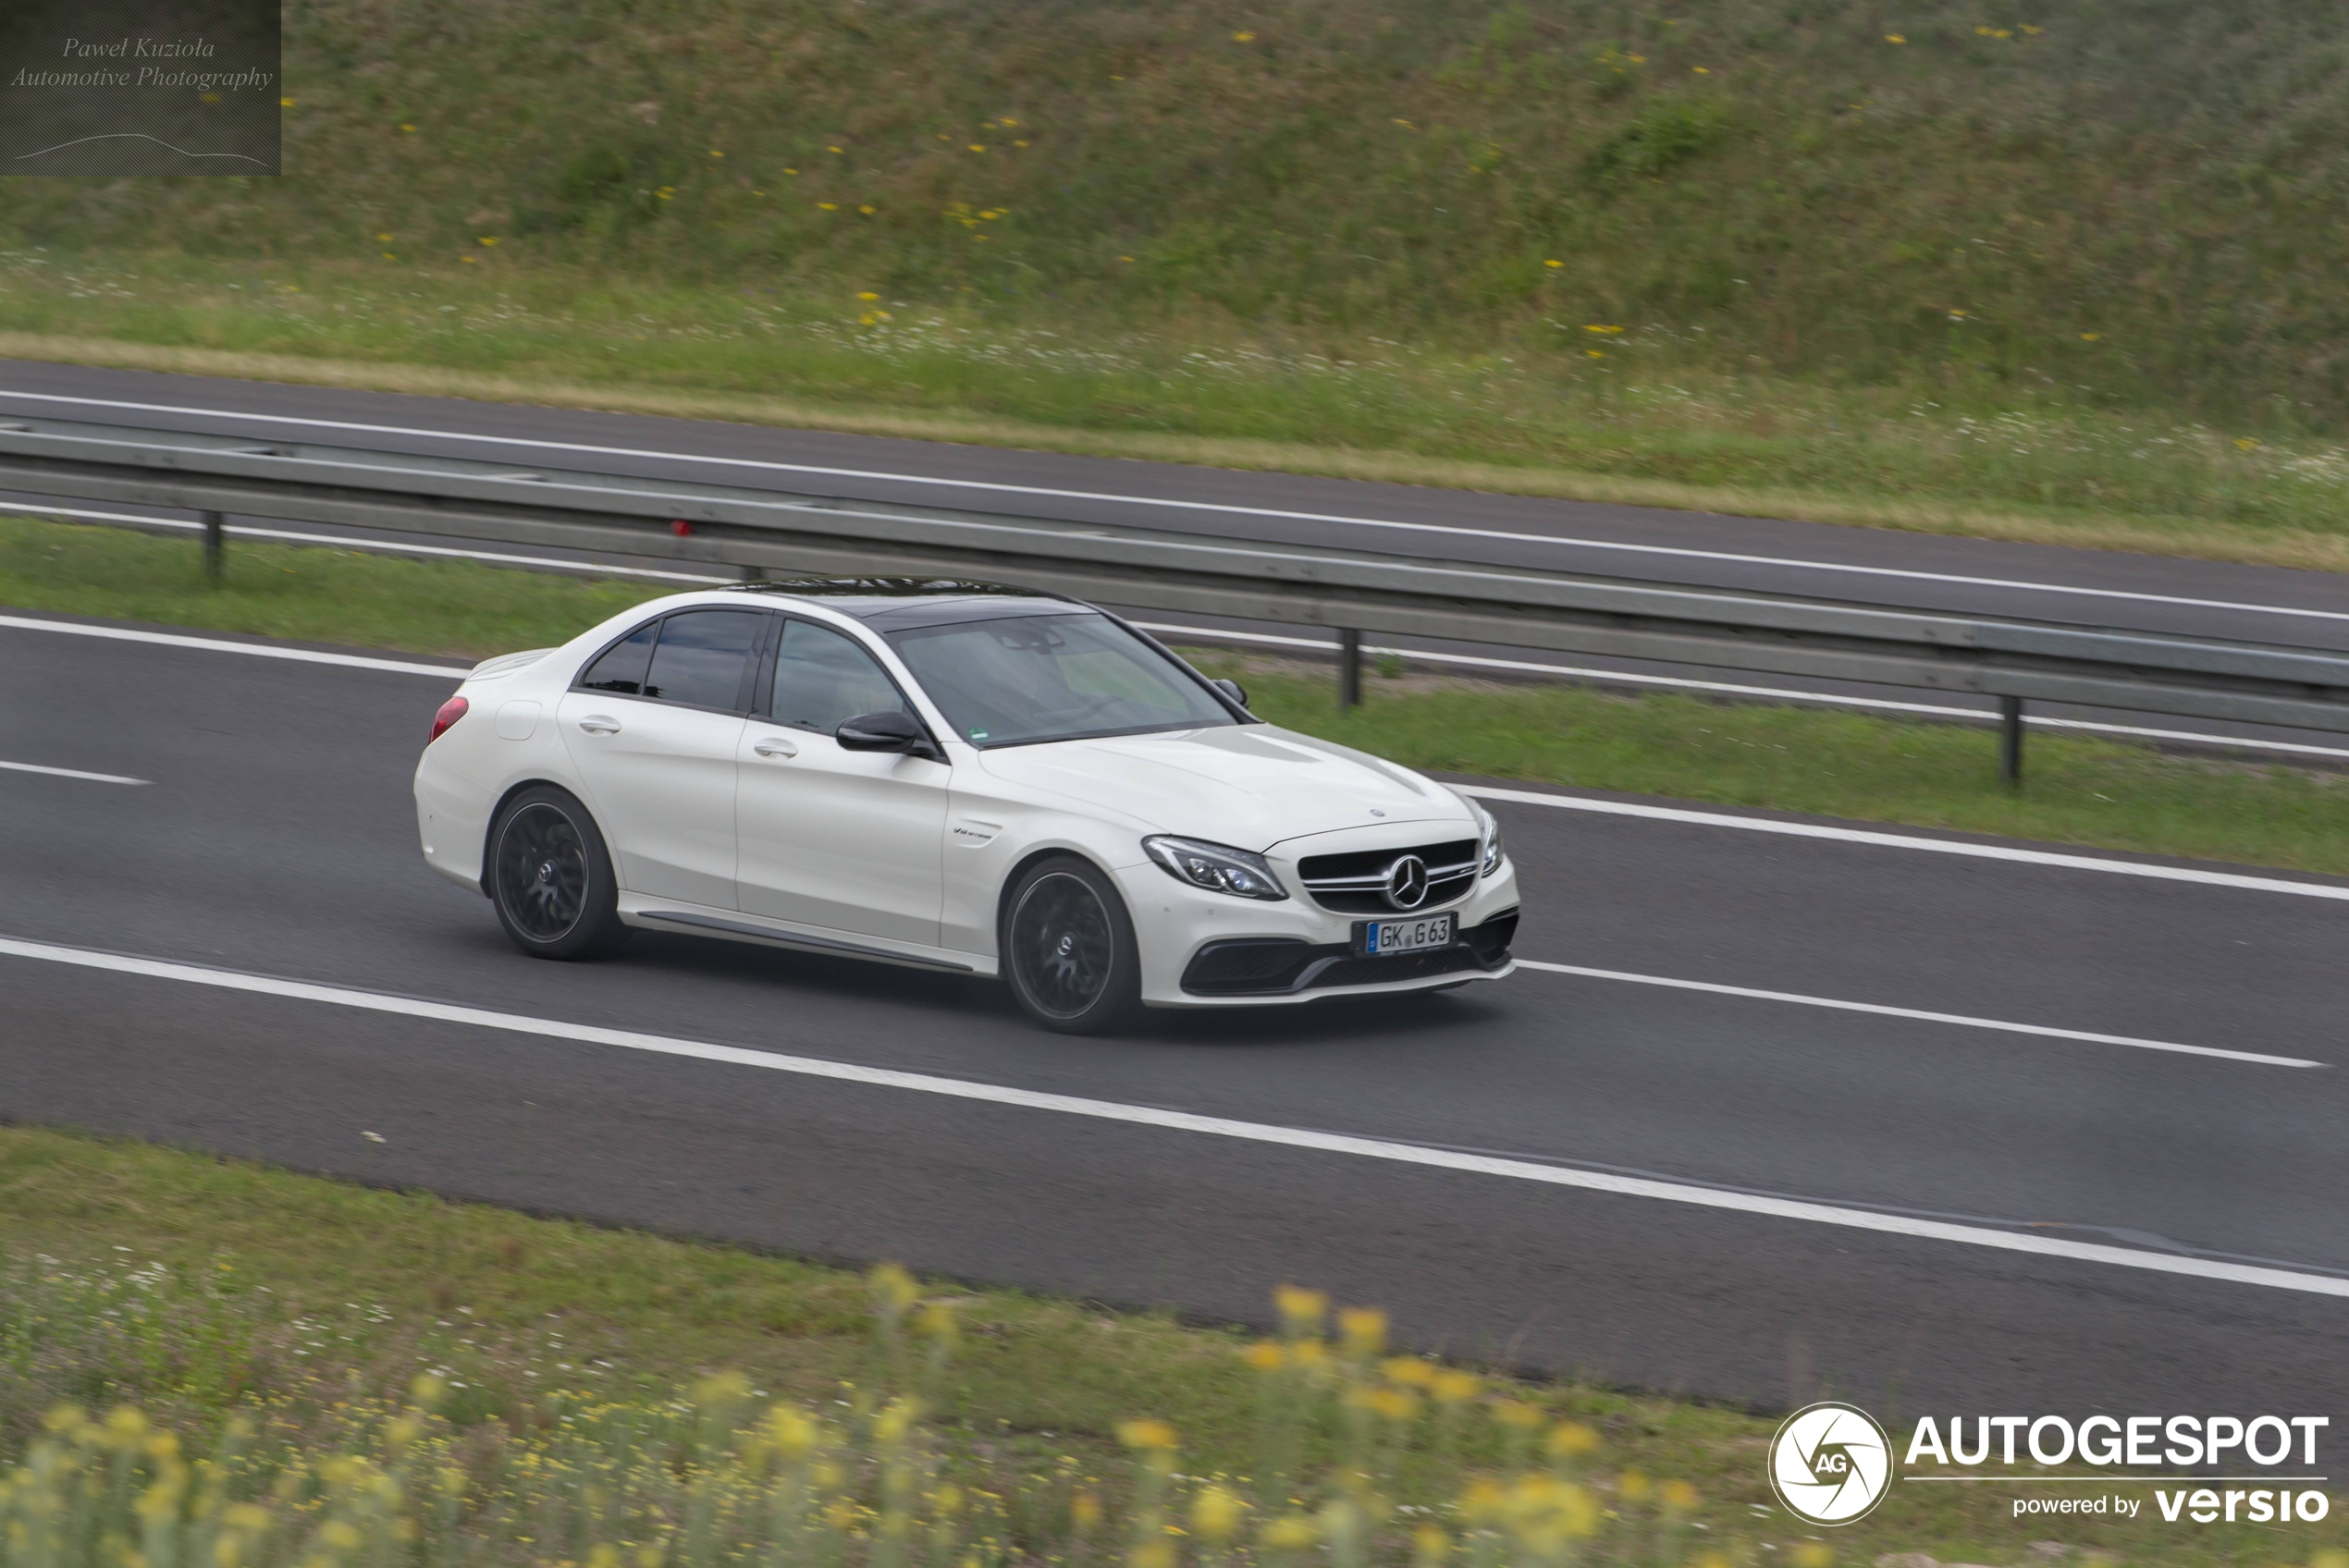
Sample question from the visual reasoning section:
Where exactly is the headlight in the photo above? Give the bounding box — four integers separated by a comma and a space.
1143, 836, 1289, 900
1471, 799, 1504, 876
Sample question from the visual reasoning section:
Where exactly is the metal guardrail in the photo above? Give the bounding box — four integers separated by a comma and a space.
6, 412, 2349, 781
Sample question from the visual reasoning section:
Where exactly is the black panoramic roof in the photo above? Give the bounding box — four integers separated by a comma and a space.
728, 577, 1089, 631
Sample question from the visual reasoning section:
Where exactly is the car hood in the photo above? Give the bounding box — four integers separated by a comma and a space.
974, 725, 1469, 850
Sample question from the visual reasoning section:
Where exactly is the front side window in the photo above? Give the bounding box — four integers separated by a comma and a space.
886, 612, 1236, 747
768, 619, 909, 733
639, 608, 765, 709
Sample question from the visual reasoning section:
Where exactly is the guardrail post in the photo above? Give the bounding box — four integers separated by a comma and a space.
201, 510, 224, 584
1338, 629, 1362, 710
1998, 694, 2024, 786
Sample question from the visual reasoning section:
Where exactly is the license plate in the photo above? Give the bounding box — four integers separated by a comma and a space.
1358, 913, 1455, 956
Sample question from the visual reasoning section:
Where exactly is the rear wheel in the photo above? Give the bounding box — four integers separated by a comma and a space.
488, 786, 627, 960
1002, 855, 1143, 1035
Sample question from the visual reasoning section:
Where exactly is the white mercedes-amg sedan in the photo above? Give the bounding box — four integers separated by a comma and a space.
413, 580, 1519, 1032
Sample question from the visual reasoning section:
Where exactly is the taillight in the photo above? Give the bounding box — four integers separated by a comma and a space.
428, 694, 470, 743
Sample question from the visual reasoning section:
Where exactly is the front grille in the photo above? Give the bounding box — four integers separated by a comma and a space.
1179, 911, 1518, 997
1296, 838, 1479, 914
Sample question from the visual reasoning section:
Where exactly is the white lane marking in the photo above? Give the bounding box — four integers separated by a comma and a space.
3, 933, 2344, 1298
0, 759, 148, 785
1138, 620, 2349, 763
6, 388, 2346, 627
16, 507, 2338, 764
1464, 783, 2349, 901
0, 614, 467, 679
1516, 960, 2321, 1069
3, 606, 2343, 903
3, 502, 735, 584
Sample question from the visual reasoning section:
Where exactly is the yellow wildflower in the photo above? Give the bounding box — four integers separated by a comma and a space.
1116, 1419, 1176, 1452
1194, 1485, 1243, 1542
1546, 1422, 1600, 1457
1261, 1515, 1318, 1550
1273, 1285, 1327, 1331
1338, 1306, 1387, 1355
1431, 1370, 1479, 1402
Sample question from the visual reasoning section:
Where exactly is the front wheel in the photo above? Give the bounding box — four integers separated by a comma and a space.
487, 785, 627, 960
1001, 855, 1143, 1035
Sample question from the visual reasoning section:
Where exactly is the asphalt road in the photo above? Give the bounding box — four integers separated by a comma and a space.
11, 358, 2349, 763
6, 614, 2347, 1423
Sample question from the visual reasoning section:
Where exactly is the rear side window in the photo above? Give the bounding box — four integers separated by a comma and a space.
641, 609, 766, 710
768, 619, 909, 733
579, 620, 658, 694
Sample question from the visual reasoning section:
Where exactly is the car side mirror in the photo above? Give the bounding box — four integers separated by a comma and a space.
1211, 678, 1249, 710
837, 709, 936, 757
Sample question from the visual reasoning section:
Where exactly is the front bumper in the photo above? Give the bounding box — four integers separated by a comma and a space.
1117, 854, 1521, 1008
1180, 909, 1517, 996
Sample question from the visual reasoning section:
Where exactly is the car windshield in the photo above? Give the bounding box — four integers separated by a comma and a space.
885, 612, 1237, 748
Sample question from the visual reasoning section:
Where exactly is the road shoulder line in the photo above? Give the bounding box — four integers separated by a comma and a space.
1462, 784, 2349, 901
0, 613, 468, 678
1515, 960, 2321, 1068
4, 933, 2345, 1299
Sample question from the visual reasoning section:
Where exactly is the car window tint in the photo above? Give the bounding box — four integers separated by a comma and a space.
769, 619, 908, 733
578, 620, 658, 694
640, 609, 764, 709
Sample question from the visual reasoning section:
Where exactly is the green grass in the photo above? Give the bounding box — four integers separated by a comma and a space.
10, 260, 2349, 576
6, 1124, 2337, 1564
0, 513, 653, 660
7, 511, 2348, 876
11, 0, 2349, 565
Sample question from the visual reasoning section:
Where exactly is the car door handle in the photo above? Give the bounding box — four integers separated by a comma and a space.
753, 735, 799, 759
575, 715, 621, 735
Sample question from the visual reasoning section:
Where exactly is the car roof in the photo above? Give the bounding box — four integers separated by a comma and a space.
725, 578, 1091, 632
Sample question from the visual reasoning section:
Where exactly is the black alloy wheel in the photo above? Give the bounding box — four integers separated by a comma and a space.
499, 803, 587, 939
1002, 857, 1142, 1034
489, 786, 626, 959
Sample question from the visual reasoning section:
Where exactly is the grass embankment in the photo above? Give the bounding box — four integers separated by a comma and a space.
5, 1125, 2333, 1564
7, 512, 2349, 876
10, 0, 2349, 564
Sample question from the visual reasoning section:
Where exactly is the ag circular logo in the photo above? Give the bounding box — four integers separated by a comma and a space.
1767, 1402, 1893, 1525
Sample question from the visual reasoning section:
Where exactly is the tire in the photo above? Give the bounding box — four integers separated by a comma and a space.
487, 785, 628, 960
1000, 854, 1144, 1035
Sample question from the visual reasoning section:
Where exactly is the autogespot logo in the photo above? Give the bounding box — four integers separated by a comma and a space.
1769, 1402, 1894, 1525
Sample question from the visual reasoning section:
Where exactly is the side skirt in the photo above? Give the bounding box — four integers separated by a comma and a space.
622, 905, 985, 975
